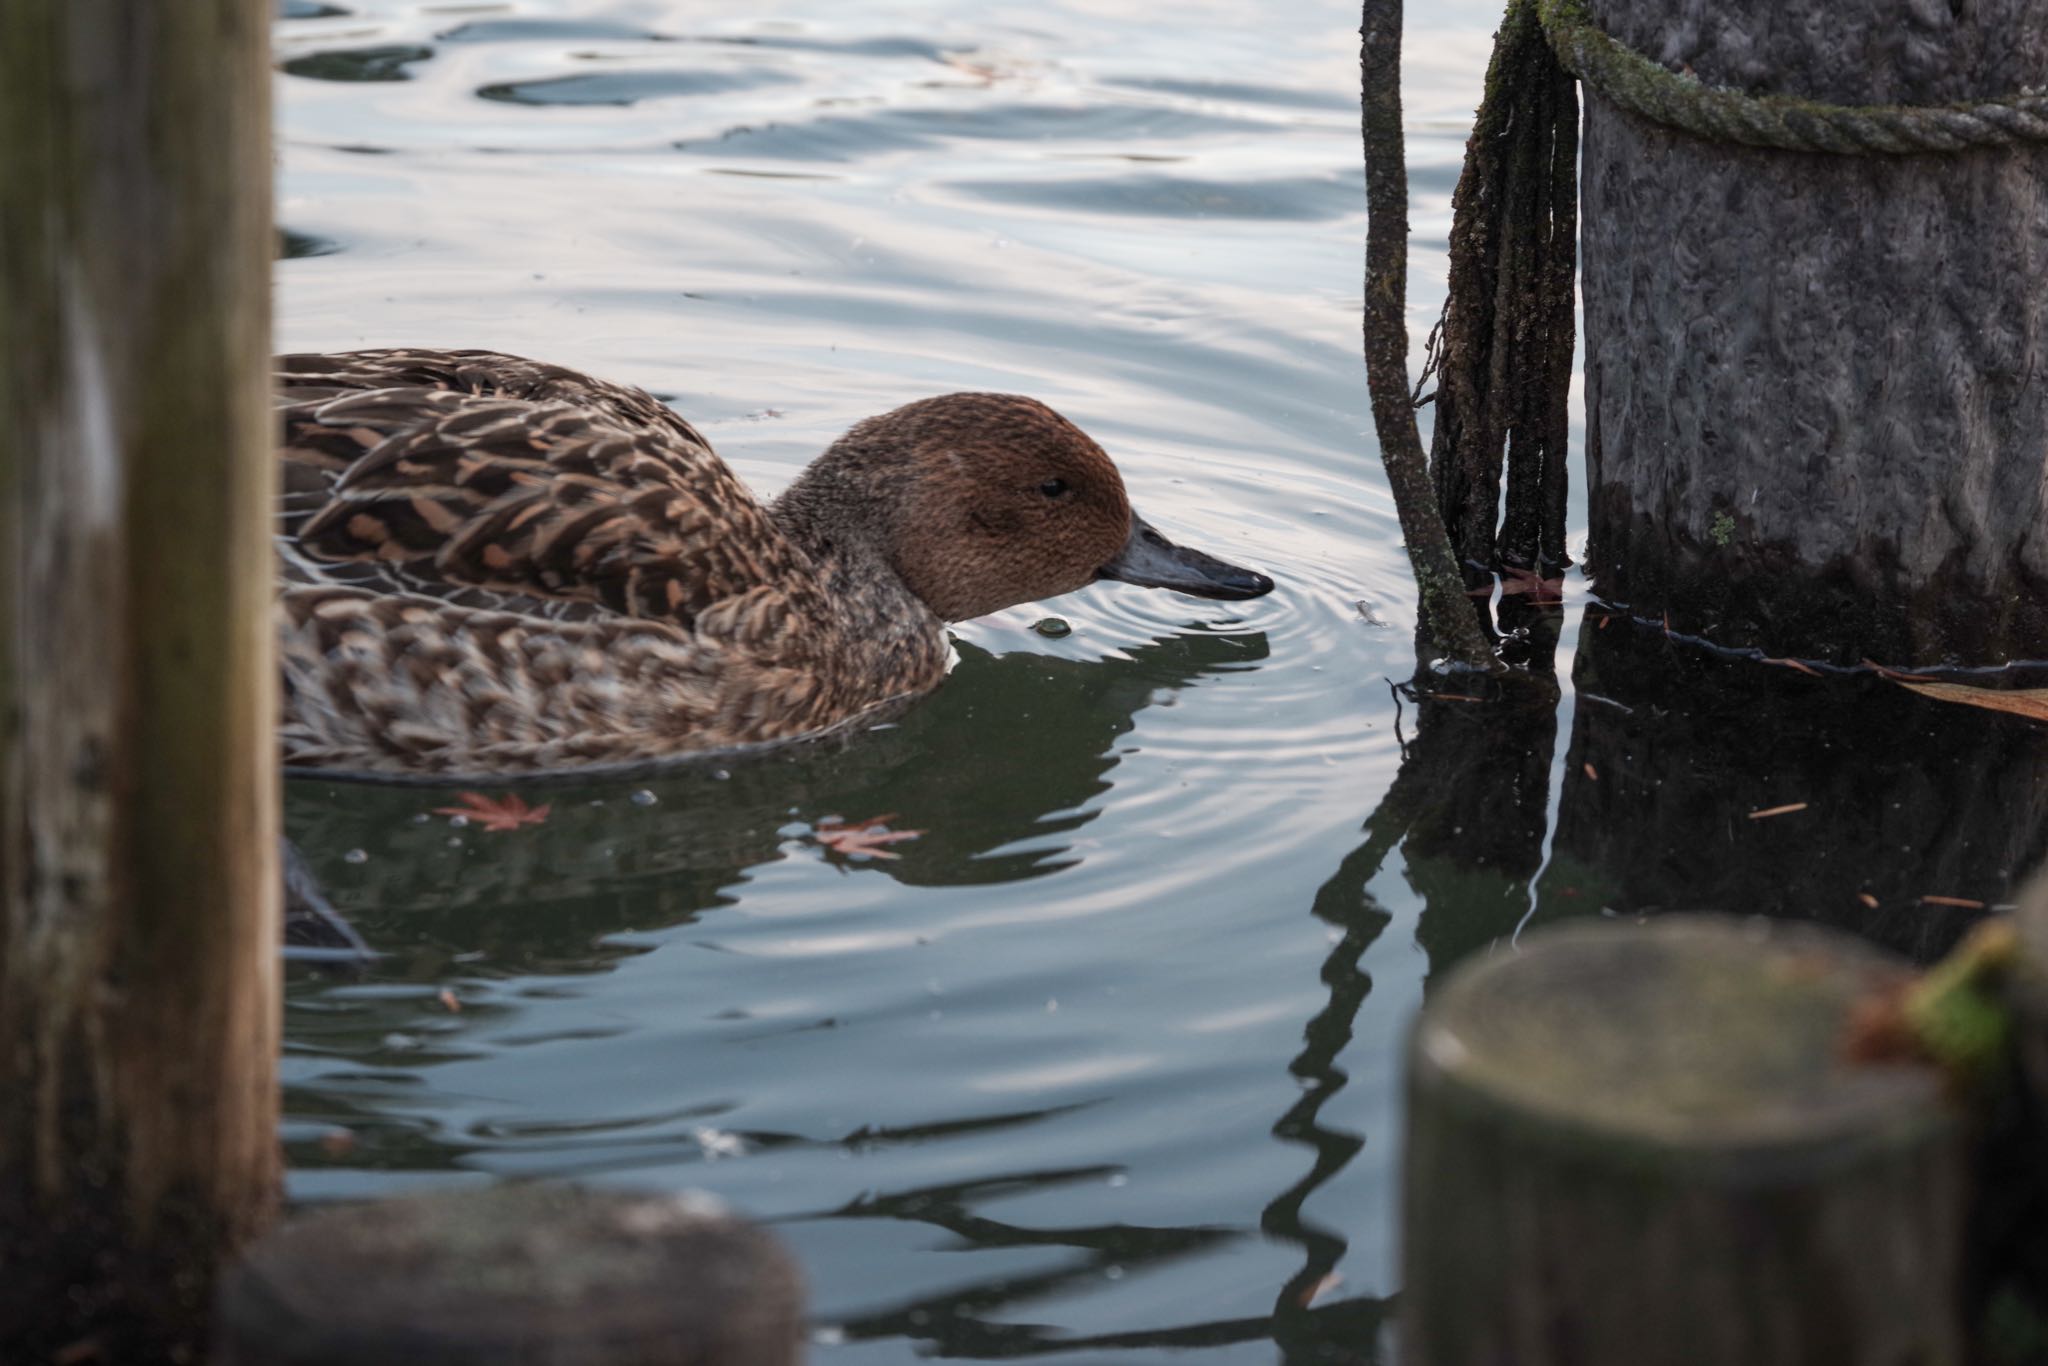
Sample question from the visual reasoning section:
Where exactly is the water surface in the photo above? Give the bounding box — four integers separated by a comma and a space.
274, 3, 2039, 1360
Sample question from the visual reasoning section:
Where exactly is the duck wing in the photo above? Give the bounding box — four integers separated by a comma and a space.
277, 349, 821, 626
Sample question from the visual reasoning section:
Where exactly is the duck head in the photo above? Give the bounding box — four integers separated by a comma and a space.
782, 393, 1274, 622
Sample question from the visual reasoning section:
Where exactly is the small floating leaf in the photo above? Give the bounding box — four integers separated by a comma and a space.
1868, 662, 2048, 725
430, 791, 550, 832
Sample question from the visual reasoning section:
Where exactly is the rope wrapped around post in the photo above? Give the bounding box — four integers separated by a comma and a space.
1537, 0, 2048, 154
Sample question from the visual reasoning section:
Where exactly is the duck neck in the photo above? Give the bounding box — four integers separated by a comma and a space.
771, 461, 947, 660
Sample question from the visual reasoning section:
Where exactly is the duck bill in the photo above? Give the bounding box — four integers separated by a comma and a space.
1097, 514, 1274, 601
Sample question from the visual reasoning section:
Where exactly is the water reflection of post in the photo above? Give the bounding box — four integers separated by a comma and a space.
1259, 598, 1563, 1344
1536, 611, 2048, 962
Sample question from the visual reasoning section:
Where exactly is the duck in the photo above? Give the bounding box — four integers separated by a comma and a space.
276, 348, 1274, 775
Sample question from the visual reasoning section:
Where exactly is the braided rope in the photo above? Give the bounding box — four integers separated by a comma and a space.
1538, 0, 2048, 153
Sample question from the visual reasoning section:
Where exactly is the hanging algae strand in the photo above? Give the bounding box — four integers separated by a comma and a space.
1360, 0, 1500, 673
1428, 0, 1576, 587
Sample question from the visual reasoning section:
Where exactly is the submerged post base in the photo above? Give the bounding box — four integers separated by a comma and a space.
1402, 916, 1965, 1366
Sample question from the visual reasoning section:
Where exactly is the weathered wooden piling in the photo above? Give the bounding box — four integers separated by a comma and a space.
213, 1185, 807, 1366
1402, 916, 1966, 1366
1572, 0, 2048, 665
0, 0, 278, 1356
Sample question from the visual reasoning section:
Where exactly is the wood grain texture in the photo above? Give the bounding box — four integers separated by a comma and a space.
0, 0, 278, 1356
1579, 0, 2048, 665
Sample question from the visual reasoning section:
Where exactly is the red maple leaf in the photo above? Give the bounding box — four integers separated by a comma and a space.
811, 813, 923, 861
1497, 565, 1565, 604
431, 791, 551, 833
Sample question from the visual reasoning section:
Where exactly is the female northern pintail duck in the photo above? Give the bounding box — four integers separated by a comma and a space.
277, 349, 1273, 775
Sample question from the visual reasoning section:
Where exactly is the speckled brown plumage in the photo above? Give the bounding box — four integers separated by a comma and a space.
275, 348, 1147, 776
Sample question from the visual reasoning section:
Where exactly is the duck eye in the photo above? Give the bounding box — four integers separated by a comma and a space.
1039, 478, 1068, 498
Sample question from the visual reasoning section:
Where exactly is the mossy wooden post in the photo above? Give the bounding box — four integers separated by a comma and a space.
213, 1186, 807, 1365
1577, 0, 2048, 664
1402, 917, 1966, 1366
0, 0, 278, 1357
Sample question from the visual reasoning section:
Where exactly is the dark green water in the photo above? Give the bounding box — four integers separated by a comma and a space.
274, 3, 2045, 1359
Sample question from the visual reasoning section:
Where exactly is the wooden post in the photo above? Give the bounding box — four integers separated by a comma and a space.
1577, 0, 2048, 665
213, 1186, 807, 1365
0, 0, 278, 1358
1402, 916, 1966, 1366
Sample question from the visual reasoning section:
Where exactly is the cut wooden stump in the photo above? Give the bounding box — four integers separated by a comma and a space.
1402, 916, 1966, 1366
212, 1185, 806, 1366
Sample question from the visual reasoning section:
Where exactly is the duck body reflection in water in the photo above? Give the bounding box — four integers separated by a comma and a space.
274, 349, 1272, 776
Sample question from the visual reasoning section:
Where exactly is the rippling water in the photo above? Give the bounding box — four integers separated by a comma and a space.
273, 2, 2045, 1360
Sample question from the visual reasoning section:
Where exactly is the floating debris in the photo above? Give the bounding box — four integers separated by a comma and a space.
431, 792, 550, 832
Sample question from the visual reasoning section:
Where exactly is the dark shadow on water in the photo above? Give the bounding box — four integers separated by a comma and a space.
1530, 610, 2048, 960
1315, 604, 2045, 998
285, 628, 1269, 971
281, 45, 433, 82
478, 68, 799, 107
278, 228, 340, 260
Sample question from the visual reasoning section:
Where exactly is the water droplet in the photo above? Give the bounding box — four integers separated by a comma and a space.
409, 812, 430, 825
713, 768, 731, 781
1107, 1173, 1128, 1187
446, 814, 469, 829
342, 848, 367, 864
1105, 1265, 1125, 1281
1033, 617, 1072, 638
1045, 998, 1059, 1013
630, 789, 658, 807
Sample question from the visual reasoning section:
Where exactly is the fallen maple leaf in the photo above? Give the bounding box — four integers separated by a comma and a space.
1867, 661, 2048, 725
1498, 565, 1564, 604
431, 791, 551, 833
812, 813, 924, 861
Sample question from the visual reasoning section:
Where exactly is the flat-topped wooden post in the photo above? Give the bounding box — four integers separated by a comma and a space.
213, 1185, 807, 1365
1402, 916, 1966, 1365
0, 0, 278, 1356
